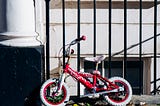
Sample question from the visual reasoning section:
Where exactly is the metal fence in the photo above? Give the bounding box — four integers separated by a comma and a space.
45, 0, 159, 95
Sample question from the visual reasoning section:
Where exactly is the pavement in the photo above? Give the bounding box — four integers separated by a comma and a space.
130, 95, 160, 105
66, 95, 160, 106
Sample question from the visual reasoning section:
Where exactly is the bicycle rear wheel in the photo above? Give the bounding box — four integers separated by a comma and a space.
103, 77, 132, 106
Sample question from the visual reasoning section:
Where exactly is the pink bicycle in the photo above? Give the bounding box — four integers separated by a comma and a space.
40, 36, 132, 106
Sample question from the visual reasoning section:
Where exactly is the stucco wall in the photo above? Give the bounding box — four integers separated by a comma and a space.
50, 6, 160, 57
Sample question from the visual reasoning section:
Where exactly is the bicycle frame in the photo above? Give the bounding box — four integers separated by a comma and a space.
58, 61, 120, 94
57, 36, 120, 94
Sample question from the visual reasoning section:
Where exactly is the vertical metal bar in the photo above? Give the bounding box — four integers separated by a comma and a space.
93, 0, 96, 57
42, 46, 46, 82
45, 0, 50, 80
108, 0, 112, 78
77, 0, 81, 97
62, 0, 66, 69
139, 0, 142, 95
153, 0, 157, 95
124, 0, 127, 78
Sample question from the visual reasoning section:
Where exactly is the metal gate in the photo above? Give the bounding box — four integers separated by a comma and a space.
45, 0, 160, 95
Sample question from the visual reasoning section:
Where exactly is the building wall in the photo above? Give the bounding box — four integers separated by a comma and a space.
50, 6, 160, 56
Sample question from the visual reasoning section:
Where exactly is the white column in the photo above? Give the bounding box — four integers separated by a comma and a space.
0, 0, 41, 47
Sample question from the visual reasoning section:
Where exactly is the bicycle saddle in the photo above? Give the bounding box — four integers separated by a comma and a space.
84, 55, 106, 63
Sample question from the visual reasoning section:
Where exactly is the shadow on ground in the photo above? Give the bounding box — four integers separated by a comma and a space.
66, 96, 109, 106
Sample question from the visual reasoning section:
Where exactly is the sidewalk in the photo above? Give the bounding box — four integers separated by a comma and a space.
66, 95, 160, 106
130, 95, 160, 105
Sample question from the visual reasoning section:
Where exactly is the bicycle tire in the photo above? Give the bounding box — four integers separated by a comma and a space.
40, 78, 70, 106
103, 77, 132, 106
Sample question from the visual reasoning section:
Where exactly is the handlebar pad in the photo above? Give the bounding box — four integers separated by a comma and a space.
75, 35, 86, 41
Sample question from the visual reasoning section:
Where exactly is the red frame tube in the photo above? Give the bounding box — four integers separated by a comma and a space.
64, 64, 119, 91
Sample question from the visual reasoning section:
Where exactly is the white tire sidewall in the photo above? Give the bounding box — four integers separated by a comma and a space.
105, 77, 132, 106
40, 79, 70, 106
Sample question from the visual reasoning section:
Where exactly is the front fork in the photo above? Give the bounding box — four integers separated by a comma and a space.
57, 73, 65, 93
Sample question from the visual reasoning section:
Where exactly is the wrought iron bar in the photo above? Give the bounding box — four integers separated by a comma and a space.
77, 0, 81, 97
153, 0, 157, 95
124, 0, 127, 78
139, 0, 142, 94
45, 0, 50, 80
93, 0, 96, 57
108, 0, 112, 78
62, 0, 66, 69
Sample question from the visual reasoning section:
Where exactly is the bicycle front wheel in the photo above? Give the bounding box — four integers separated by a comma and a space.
40, 78, 70, 106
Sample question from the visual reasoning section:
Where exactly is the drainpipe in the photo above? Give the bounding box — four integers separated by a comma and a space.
0, 0, 41, 47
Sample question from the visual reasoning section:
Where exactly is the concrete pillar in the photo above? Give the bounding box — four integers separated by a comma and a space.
0, 0, 41, 47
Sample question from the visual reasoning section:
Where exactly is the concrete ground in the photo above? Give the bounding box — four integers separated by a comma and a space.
66, 95, 160, 106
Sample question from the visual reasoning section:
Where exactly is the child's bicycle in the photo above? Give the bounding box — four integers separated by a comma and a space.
40, 36, 132, 106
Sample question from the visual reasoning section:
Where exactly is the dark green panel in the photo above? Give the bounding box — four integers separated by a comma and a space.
0, 45, 44, 106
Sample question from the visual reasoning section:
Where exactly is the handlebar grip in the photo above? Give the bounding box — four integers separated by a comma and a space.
75, 35, 86, 41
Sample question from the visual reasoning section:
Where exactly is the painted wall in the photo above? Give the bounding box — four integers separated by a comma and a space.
50, 6, 160, 56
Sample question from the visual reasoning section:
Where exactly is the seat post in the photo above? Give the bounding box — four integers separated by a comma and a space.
93, 62, 101, 75
95, 62, 99, 70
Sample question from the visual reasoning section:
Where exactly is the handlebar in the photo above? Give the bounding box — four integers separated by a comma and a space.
70, 35, 86, 45
58, 35, 86, 58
